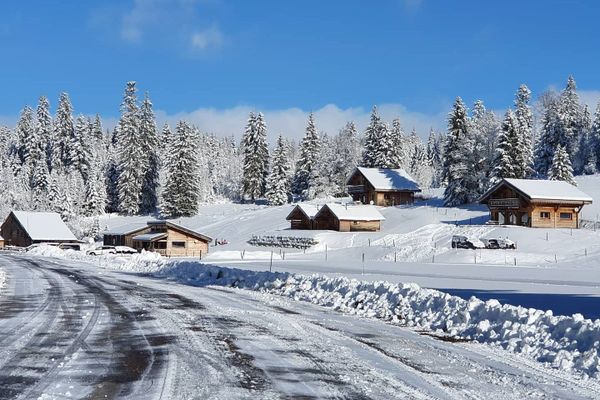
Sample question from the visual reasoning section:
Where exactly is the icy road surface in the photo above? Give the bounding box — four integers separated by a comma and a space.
0, 255, 599, 399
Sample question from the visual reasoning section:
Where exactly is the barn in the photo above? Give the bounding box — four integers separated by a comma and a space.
346, 167, 421, 206
0, 211, 79, 247
313, 204, 385, 232
286, 204, 320, 230
131, 220, 212, 257
479, 178, 593, 228
103, 223, 151, 247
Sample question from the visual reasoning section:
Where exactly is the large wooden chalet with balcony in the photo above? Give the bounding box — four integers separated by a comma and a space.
346, 167, 421, 206
479, 178, 593, 229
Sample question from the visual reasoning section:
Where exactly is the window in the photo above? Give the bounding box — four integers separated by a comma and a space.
352, 221, 359, 225
156, 241, 167, 249
560, 213, 573, 220
540, 212, 551, 219
172, 241, 186, 248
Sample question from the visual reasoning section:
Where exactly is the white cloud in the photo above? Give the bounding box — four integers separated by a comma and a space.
578, 90, 600, 111
153, 103, 447, 142
92, 0, 225, 53
190, 25, 224, 50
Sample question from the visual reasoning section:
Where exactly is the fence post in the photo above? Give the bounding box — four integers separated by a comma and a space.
200, 250, 202, 260
325, 245, 328, 261
394, 252, 397, 263
555, 254, 557, 263
546, 232, 549, 241
368, 239, 371, 247
585, 248, 588, 257
432, 254, 435, 263
362, 253, 365, 275
514, 257, 516, 266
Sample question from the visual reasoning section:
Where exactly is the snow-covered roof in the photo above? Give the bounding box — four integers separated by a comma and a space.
132, 232, 168, 242
481, 179, 593, 203
103, 222, 149, 235
317, 204, 385, 221
0, 234, 3, 240
9, 211, 77, 241
286, 203, 320, 220
352, 167, 421, 192
148, 220, 213, 242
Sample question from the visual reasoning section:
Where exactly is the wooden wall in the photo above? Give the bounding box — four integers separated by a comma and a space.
0, 214, 31, 247
530, 205, 579, 229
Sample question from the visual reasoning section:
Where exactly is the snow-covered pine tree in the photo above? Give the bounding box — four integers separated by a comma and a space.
116, 81, 144, 215
139, 93, 160, 214
265, 135, 291, 205
292, 113, 320, 199
34, 96, 54, 173
558, 76, 583, 159
332, 121, 361, 194
549, 144, 576, 186
71, 115, 92, 181
409, 142, 433, 189
534, 97, 561, 177
427, 129, 444, 188
161, 121, 201, 217
443, 97, 477, 206
362, 106, 382, 168
83, 165, 107, 216
14, 106, 34, 169
374, 122, 395, 168
590, 101, 600, 172
492, 110, 518, 183
241, 112, 269, 202
390, 118, 407, 169
53, 92, 75, 172
574, 105, 594, 174
513, 85, 534, 178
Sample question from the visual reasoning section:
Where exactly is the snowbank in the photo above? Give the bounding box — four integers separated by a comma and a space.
26, 247, 600, 379
108, 254, 600, 378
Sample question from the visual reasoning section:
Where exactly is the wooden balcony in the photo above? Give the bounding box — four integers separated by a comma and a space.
347, 185, 366, 194
488, 197, 520, 209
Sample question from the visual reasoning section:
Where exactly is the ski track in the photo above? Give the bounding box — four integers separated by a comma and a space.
0, 254, 599, 399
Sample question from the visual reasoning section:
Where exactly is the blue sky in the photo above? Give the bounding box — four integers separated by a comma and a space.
1, 0, 599, 139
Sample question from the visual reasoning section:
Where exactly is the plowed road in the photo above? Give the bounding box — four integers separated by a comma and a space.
0, 254, 598, 399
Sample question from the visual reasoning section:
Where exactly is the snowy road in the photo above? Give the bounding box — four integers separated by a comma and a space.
0, 255, 599, 399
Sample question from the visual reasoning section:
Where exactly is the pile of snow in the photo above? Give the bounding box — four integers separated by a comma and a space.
86, 253, 600, 379
247, 235, 319, 249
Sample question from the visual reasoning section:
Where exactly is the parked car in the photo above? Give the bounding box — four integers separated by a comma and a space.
451, 235, 485, 249
25, 243, 60, 252
114, 246, 138, 254
482, 238, 516, 250
86, 246, 117, 256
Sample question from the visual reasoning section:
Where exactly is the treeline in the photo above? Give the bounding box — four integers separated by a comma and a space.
0, 76, 596, 225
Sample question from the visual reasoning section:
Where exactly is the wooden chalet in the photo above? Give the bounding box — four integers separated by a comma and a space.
346, 167, 421, 206
131, 221, 212, 257
286, 204, 320, 230
313, 204, 385, 232
103, 223, 150, 247
0, 211, 79, 247
479, 178, 593, 229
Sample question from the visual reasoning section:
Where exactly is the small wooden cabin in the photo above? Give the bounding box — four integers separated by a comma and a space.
0, 211, 79, 247
479, 178, 592, 229
131, 221, 212, 257
103, 223, 150, 247
313, 204, 385, 232
346, 167, 421, 206
286, 204, 320, 230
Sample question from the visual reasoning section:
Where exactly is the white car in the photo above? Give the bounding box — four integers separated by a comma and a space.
482, 238, 517, 250
114, 246, 138, 254
86, 246, 117, 256
451, 235, 485, 250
